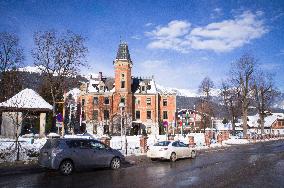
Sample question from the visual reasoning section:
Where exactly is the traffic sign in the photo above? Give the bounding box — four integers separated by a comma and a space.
163, 121, 168, 127
56, 122, 63, 127
56, 113, 63, 122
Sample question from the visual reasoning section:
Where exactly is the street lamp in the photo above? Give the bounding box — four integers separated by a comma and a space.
211, 117, 214, 140
119, 102, 125, 151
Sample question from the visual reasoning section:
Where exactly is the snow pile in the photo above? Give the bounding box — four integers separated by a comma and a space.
223, 138, 249, 145
110, 136, 141, 155
0, 88, 53, 110
0, 137, 47, 162
47, 133, 60, 138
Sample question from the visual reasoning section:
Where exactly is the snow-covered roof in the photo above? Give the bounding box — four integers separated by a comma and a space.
67, 88, 81, 102
246, 113, 284, 128
215, 122, 232, 131
0, 88, 52, 111
147, 80, 157, 94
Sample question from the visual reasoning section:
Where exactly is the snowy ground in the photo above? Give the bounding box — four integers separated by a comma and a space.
0, 134, 283, 163
0, 137, 47, 163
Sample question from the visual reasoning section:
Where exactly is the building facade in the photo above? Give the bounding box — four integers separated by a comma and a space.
79, 42, 176, 136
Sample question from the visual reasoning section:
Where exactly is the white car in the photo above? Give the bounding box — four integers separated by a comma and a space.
147, 140, 196, 162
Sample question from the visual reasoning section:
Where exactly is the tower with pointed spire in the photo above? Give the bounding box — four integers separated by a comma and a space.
78, 41, 176, 136
113, 42, 133, 114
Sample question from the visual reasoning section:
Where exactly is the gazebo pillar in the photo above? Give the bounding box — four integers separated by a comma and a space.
39, 113, 46, 138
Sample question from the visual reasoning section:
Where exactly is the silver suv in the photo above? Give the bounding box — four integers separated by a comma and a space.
39, 138, 125, 175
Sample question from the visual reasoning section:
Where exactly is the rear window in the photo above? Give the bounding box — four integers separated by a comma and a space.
154, 141, 171, 146
42, 139, 59, 149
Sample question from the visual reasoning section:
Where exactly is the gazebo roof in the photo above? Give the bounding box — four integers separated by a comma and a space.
0, 88, 53, 112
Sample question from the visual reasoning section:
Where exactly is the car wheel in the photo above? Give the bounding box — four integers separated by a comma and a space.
191, 150, 196, 159
110, 157, 121, 170
151, 158, 157, 161
170, 152, 177, 162
59, 160, 74, 175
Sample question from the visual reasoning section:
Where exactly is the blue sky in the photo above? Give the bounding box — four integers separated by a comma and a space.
1, 0, 284, 91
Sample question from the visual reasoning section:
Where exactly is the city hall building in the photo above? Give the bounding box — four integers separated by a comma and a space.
79, 42, 176, 136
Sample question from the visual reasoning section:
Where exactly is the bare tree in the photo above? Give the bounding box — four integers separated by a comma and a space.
253, 71, 279, 134
0, 32, 24, 73
198, 76, 214, 99
32, 31, 88, 116
230, 53, 256, 137
198, 77, 215, 132
0, 32, 24, 102
220, 80, 241, 133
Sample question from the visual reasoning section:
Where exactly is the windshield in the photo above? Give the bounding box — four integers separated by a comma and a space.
154, 141, 171, 146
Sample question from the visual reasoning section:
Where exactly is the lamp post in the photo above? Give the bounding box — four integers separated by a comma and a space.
211, 117, 214, 140
119, 102, 125, 151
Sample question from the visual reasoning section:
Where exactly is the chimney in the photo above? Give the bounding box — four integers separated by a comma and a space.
99, 72, 102, 80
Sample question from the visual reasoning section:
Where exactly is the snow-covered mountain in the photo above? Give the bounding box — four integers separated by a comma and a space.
18, 65, 43, 74
156, 84, 199, 97
156, 84, 220, 97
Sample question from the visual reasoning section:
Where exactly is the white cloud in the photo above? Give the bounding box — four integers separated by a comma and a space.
145, 22, 153, 27
271, 12, 284, 22
146, 11, 268, 53
131, 35, 141, 40
211, 8, 223, 19
145, 20, 191, 53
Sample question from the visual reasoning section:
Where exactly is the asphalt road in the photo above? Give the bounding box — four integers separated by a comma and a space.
0, 140, 284, 188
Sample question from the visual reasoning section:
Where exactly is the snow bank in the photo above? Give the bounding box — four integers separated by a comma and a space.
0, 137, 47, 162
223, 138, 249, 145
110, 136, 141, 155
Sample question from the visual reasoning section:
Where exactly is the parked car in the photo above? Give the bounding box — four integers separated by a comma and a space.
147, 140, 196, 162
39, 138, 125, 175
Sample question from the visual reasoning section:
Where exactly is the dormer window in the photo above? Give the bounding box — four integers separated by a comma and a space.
100, 86, 104, 91
142, 86, 145, 92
